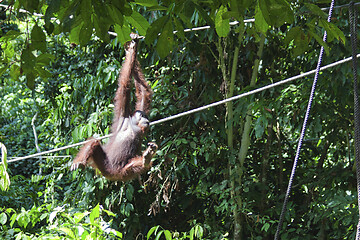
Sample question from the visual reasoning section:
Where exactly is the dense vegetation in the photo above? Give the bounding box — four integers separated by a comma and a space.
0, 0, 359, 239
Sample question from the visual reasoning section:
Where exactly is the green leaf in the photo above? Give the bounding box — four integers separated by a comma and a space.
164, 230, 172, 240
0, 145, 10, 192
230, 0, 241, 14
0, 30, 22, 41
155, 231, 164, 240
45, 0, 61, 24
215, 5, 230, 37
147, 226, 159, 239
0, 212, 7, 225
126, 184, 134, 201
21, 48, 36, 73
146, 6, 168, 11
156, 20, 174, 58
135, 0, 158, 7
125, 203, 134, 216
145, 16, 168, 45
194, 225, 203, 238
79, 21, 93, 46
0, 142, 7, 170
22, 0, 40, 12
0, 64, 7, 77
80, 0, 92, 22
26, 72, 36, 90
69, 22, 82, 44
304, 3, 327, 18
89, 204, 100, 224
59, 227, 75, 238
255, 4, 269, 33
107, 5, 124, 26
92, 3, 111, 42
17, 212, 30, 228
308, 31, 330, 55
285, 27, 311, 56
126, 11, 150, 36
31, 24, 47, 52
35, 65, 52, 78
319, 19, 346, 45
115, 1, 132, 16
261, 222, 270, 232
173, 18, 185, 41
114, 24, 132, 45
189, 227, 194, 239
73, 212, 89, 224
260, 0, 294, 27
10, 64, 21, 80
193, 3, 214, 27
37, 53, 55, 66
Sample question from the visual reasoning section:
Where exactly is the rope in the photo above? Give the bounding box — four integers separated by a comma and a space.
320, 1, 360, 11
150, 54, 359, 126
349, 2, 360, 239
7, 54, 359, 163
108, 19, 256, 38
274, 0, 335, 239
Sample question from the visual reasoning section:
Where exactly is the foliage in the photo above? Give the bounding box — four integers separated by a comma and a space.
0, 143, 10, 191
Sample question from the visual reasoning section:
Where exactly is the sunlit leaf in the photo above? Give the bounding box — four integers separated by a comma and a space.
0, 212, 7, 225
215, 5, 230, 37
59, 227, 75, 238
126, 11, 150, 36
164, 230, 172, 240
114, 24, 132, 45
89, 204, 100, 224
255, 4, 269, 33
147, 226, 159, 239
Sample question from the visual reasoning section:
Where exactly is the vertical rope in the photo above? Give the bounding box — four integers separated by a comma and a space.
349, 2, 360, 239
274, 1, 336, 239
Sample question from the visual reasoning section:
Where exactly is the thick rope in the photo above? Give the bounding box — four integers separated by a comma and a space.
274, 0, 335, 239
7, 54, 360, 163
349, 2, 360, 239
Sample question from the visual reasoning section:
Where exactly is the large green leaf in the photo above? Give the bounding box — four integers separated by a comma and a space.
26, 72, 36, 89
285, 26, 311, 56
20, 0, 39, 12
145, 16, 168, 45
79, 21, 93, 46
37, 53, 55, 66
215, 5, 230, 37
93, 16, 110, 42
319, 19, 346, 45
173, 17, 185, 41
260, 0, 293, 27
45, 0, 61, 23
156, 20, 174, 58
107, 5, 124, 26
305, 3, 327, 18
31, 24, 46, 52
21, 48, 36, 73
114, 24, 132, 45
126, 11, 150, 36
80, 0, 92, 22
255, 4, 269, 33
